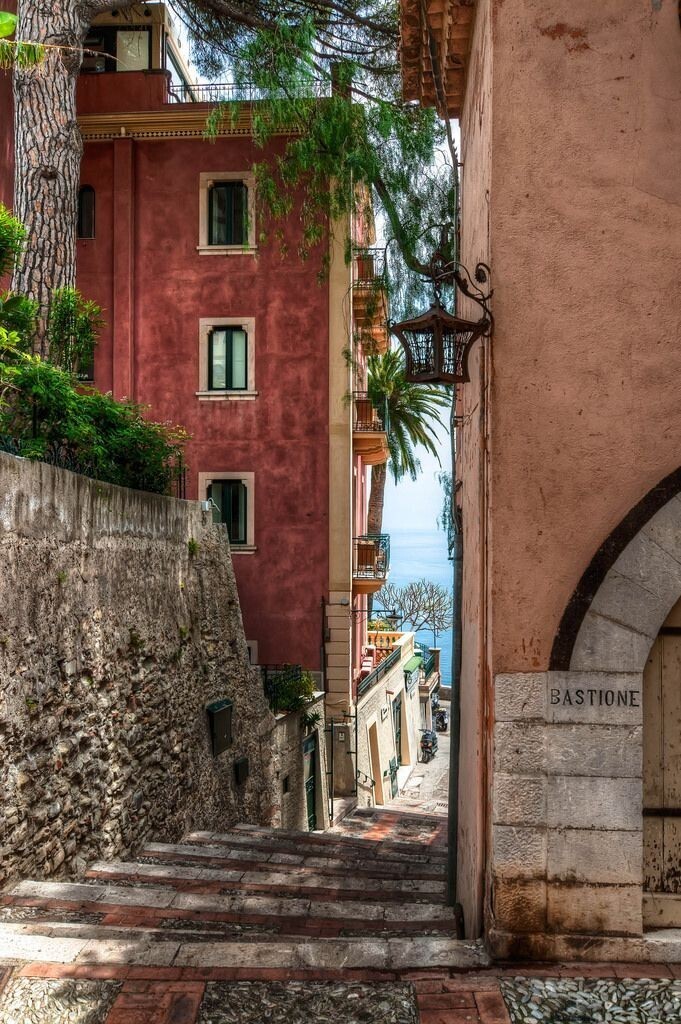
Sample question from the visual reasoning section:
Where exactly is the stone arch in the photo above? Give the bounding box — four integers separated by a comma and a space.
550, 466, 681, 672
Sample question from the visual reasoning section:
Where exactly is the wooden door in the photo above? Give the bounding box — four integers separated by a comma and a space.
368, 722, 384, 806
644, 600, 681, 901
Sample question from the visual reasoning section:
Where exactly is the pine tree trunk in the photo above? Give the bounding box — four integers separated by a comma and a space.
11, 0, 87, 354
367, 461, 387, 536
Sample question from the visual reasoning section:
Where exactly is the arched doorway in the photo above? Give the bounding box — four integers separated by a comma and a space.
643, 595, 681, 927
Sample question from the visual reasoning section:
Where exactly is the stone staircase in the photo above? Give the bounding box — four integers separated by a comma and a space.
0, 817, 487, 973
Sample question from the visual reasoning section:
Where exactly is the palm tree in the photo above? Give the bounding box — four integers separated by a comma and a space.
366, 348, 450, 537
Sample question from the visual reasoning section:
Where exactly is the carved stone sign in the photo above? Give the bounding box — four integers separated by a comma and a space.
549, 686, 640, 709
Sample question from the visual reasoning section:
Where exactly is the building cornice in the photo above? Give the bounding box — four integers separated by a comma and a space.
78, 106, 289, 142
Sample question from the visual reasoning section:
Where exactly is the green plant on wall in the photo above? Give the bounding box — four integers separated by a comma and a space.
265, 666, 317, 715
48, 288, 102, 377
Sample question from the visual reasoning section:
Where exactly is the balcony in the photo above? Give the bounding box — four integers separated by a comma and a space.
352, 534, 390, 595
352, 392, 390, 466
353, 249, 389, 352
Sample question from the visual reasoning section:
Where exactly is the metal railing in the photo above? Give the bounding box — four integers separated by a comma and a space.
414, 640, 436, 679
353, 248, 387, 285
166, 81, 330, 104
352, 392, 388, 433
260, 663, 304, 714
357, 644, 401, 699
352, 534, 390, 582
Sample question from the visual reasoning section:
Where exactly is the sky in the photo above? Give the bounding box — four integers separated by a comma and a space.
382, 443, 450, 535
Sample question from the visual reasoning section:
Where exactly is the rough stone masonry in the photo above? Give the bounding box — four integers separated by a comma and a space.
0, 451, 278, 885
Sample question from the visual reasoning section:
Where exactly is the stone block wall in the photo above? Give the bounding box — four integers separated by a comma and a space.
269, 695, 330, 832
0, 452, 278, 885
490, 670, 644, 959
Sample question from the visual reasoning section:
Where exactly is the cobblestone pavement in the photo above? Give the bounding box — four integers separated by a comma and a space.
2, 964, 681, 1023
391, 709, 450, 818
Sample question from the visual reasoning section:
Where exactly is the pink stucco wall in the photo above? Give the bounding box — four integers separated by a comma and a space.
459, 0, 681, 935
458, 0, 493, 941
487, 0, 681, 673
0, 66, 331, 671
77, 127, 330, 671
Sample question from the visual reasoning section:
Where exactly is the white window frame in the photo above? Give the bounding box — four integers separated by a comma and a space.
198, 171, 257, 255
199, 470, 256, 553
197, 317, 257, 400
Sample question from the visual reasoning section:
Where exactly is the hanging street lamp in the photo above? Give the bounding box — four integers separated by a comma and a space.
390, 253, 493, 385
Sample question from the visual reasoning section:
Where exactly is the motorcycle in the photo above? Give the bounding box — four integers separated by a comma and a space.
420, 728, 438, 763
435, 707, 449, 732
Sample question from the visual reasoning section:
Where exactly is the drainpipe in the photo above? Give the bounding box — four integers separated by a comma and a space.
446, 390, 465, 939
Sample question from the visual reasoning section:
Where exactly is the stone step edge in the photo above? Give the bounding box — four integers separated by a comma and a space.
141, 844, 445, 879
0, 928, 488, 970
186, 829, 448, 862
4, 884, 456, 922
84, 864, 445, 901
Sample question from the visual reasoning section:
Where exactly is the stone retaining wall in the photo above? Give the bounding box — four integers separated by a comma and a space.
0, 452, 277, 885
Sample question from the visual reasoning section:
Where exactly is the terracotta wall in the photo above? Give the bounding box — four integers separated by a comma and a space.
76, 130, 330, 672
487, 0, 681, 675
458, 0, 493, 940
459, 0, 681, 943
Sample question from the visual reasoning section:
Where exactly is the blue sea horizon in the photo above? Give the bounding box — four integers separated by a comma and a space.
383, 526, 454, 688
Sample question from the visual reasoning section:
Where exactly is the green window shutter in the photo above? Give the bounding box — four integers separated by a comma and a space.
208, 480, 248, 545
208, 182, 247, 245
208, 328, 247, 390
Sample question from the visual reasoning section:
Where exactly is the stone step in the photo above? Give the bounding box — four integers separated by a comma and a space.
0, 903, 457, 940
86, 858, 446, 899
0, 922, 488, 970
142, 841, 445, 880
202, 825, 448, 862
7, 879, 454, 923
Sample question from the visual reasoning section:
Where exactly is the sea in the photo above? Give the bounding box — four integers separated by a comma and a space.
383, 527, 454, 688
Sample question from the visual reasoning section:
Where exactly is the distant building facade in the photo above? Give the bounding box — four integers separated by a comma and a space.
401, 0, 681, 960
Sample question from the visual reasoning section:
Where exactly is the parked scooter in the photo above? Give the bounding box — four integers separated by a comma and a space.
435, 707, 449, 732
420, 729, 439, 763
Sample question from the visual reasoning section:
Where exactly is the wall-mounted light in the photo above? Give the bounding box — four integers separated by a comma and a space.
391, 251, 493, 385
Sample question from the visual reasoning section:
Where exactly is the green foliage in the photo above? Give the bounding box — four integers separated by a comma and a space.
367, 348, 449, 484
48, 288, 102, 376
0, 11, 16, 36
266, 665, 316, 714
0, 12, 44, 69
0, 203, 26, 279
0, 204, 187, 495
187, 538, 200, 557
196, 8, 456, 310
300, 708, 321, 731
0, 292, 37, 341
0, 356, 187, 493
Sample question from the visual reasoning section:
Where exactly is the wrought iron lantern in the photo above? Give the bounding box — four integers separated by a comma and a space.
391, 256, 493, 385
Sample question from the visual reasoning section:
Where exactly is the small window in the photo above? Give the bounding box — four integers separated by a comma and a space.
208, 181, 247, 246
77, 186, 95, 239
208, 326, 247, 390
209, 479, 248, 545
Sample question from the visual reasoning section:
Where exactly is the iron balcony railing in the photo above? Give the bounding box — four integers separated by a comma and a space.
353, 248, 387, 285
414, 639, 436, 679
357, 644, 401, 698
352, 534, 390, 582
260, 663, 304, 715
167, 81, 330, 104
352, 392, 388, 433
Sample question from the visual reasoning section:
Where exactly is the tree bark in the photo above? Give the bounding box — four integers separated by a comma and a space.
367, 460, 387, 536
12, 0, 88, 354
